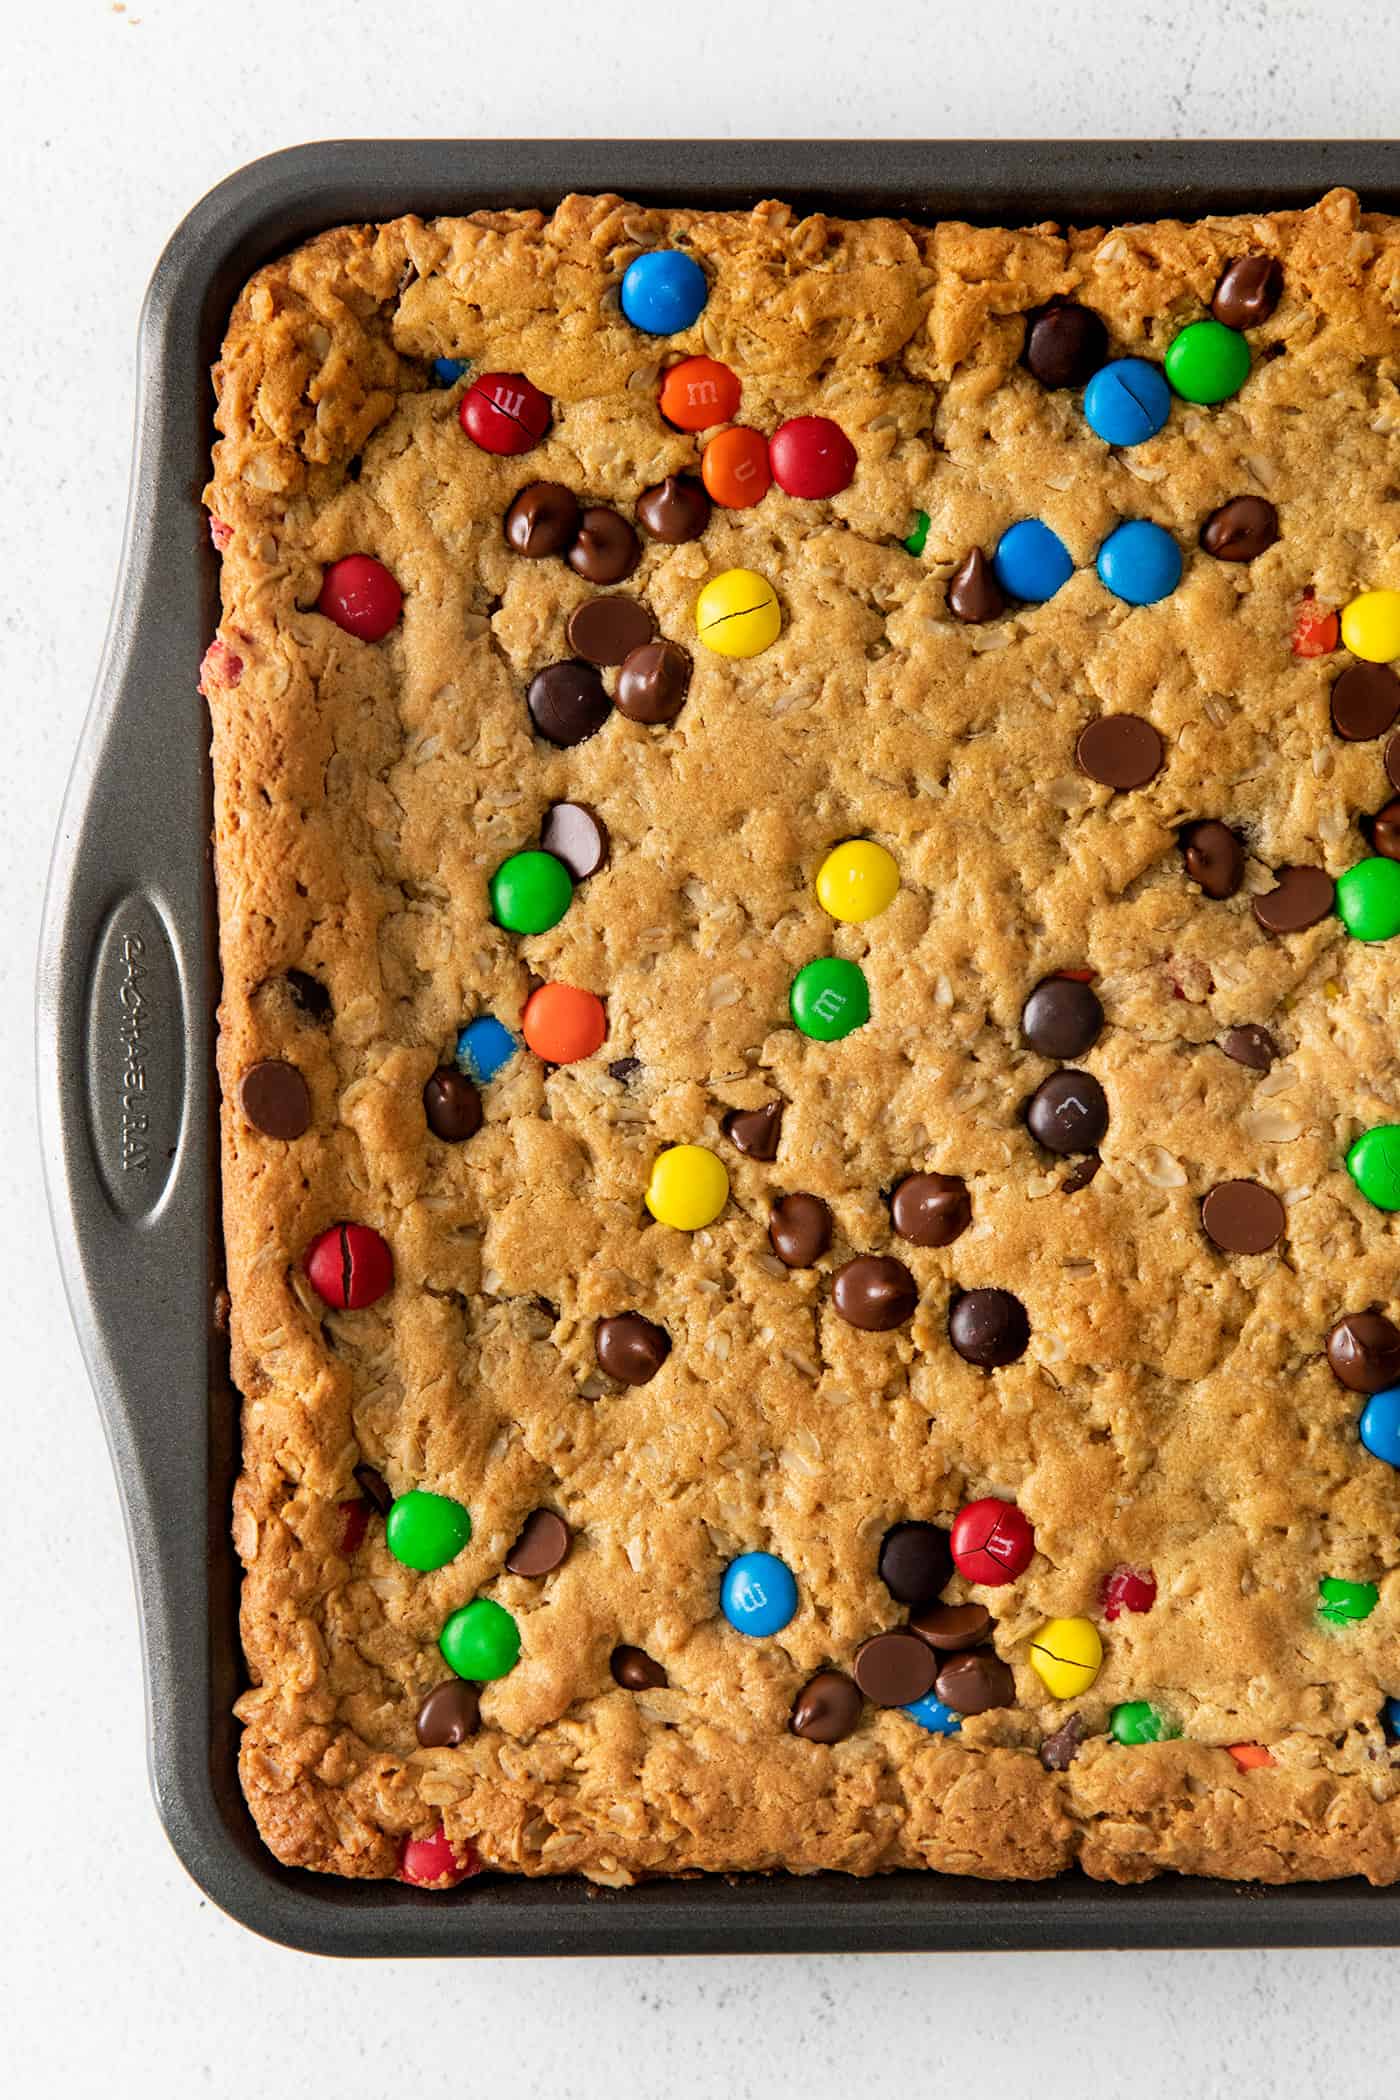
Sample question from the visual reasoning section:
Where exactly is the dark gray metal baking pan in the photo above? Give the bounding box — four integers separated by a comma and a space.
39, 139, 1400, 1956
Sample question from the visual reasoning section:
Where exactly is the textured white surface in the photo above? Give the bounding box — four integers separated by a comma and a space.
5, 3, 1398, 2092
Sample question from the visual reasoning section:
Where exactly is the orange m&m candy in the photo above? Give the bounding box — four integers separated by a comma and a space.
701, 426, 771, 510
1226, 1742, 1275, 1771
659, 357, 740, 432
522, 983, 607, 1064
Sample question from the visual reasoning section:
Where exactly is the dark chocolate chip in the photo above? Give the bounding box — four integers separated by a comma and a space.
415, 1680, 482, 1747
595, 1313, 671, 1385
1211, 253, 1283, 330
852, 1629, 938, 1707
947, 547, 1007, 623
284, 968, 332, 1023
1388, 733, 1400, 794
769, 1192, 832, 1268
1252, 865, 1335, 933
722, 1099, 784, 1160
541, 800, 609, 879
1180, 819, 1246, 899
1021, 976, 1104, 1059
608, 1056, 641, 1084
908, 1600, 993, 1652
615, 639, 693, 724
878, 1521, 954, 1607
1061, 1153, 1101, 1193
1025, 1069, 1109, 1155
636, 474, 710, 543
1330, 662, 1400, 742
1077, 714, 1164, 791
240, 1059, 312, 1139
890, 1172, 971, 1248
1325, 1311, 1400, 1393
566, 594, 655, 667
611, 1644, 668, 1690
949, 1287, 1029, 1367
423, 1066, 483, 1142
527, 660, 612, 746
568, 507, 641, 584
1201, 1179, 1287, 1255
504, 1509, 572, 1577
352, 1464, 393, 1515
1023, 301, 1108, 388
832, 1255, 918, 1331
1374, 798, 1400, 861
504, 481, 580, 558
935, 1648, 1016, 1715
1199, 496, 1279, 562
1220, 1024, 1278, 1072
789, 1670, 862, 1743
1039, 1712, 1087, 1771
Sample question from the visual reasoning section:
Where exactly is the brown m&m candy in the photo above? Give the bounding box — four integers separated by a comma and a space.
1021, 976, 1103, 1059
415, 1680, 482, 1747
935, 1649, 1016, 1715
1025, 1070, 1109, 1154
566, 594, 654, 666
1023, 301, 1108, 388
878, 1521, 953, 1606
240, 1059, 311, 1139
949, 1287, 1029, 1367
789, 1670, 862, 1744
1220, 1024, 1278, 1071
540, 801, 609, 879
1211, 254, 1283, 329
908, 1600, 993, 1651
890, 1172, 971, 1248
1373, 799, 1400, 861
616, 639, 692, 723
832, 1255, 918, 1331
1061, 1154, 1100, 1193
1201, 1179, 1286, 1255
947, 548, 1007, 623
567, 507, 641, 584
769, 1192, 832, 1268
1252, 865, 1334, 933
636, 474, 710, 543
611, 1644, 668, 1690
1180, 820, 1246, 899
527, 660, 612, 746
1330, 662, 1400, 742
1200, 497, 1279, 562
504, 481, 579, 557
723, 1099, 784, 1160
504, 1509, 572, 1577
423, 1066, 483, 1142
595, 1314, 671, 1385
853, 1630, 938, 1707
1325, 1310, 1400, 1393
1077, 714, 1164, 791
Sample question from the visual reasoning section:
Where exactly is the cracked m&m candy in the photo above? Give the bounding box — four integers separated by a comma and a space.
386, 1490, 473, 1573
1337, 856, 1400, 941
816, 840, 899, 923
1341, 588, 1400, 664
721, 1551, 798, 1636
1082, 358, 1170, 446
790, 957, 870, 1040
1345, 1124, 1400, 1210
459, 371, 551, 455
769, 415, 857, 499
620, 249, 708, 334
305, 1223, 393, 1310
1359, 1387, 1400, 1468
950, 1497, 1035, 1585
489, 849, 573, 935
993, 519, 1074, 604
1029, 1616, 1103, 1699
659, 355, 740, 430
1318, 1576, 1378, 1625
1096, 520, 1182, 606
695, 568, 782, 657
317, 555, 403, 641
645, 1144, 729, 1230
440, 1597, 520, 1679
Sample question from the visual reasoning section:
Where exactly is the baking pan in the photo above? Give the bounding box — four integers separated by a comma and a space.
39, 139, 1400, 1955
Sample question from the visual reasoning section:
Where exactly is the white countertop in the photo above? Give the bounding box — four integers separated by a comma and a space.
5, 3, 1397, 2092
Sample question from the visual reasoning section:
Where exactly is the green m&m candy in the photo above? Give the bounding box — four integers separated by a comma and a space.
1318, 1576, 1379, 1626
904, 509, 930, 556
1164, 319, 1251, 405
1110, 1700, 1180, 1746
790, 957, 870, 1041
490, 849, 572, 934
1337, 856, 1400, 942
440, 1597, 520, 1679
386, 1490, 473, 1572
1345, 1124, 1400, 1211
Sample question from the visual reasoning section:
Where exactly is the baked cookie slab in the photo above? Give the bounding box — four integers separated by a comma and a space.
204, 187, 1400, 1890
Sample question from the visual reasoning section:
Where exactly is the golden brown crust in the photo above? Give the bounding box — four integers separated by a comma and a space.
207, 188, 1400, 1888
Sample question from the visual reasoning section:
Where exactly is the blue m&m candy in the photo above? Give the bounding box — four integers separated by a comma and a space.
455, 1015, 517, 1085
433, 357, 467, 386
993, 519, 1074, 604
1097, 519, 1182, 605
720, 1551, 798, 1637
1359, 1387, 1400, 1468
902, 1691, 962, 1736
1383, 1696, 1400, 1744
1083, 358, 1171, 446
620, 250, 708, 335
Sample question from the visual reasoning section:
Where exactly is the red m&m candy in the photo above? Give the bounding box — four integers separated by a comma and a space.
659, 356, 741, 431
459, 372, 552, 455
1101, 1564, 1157, 1619
1291, 594, 1339, 659
949, 1497, 1035, 1586
317, 555, 403, 641
769, 416, 857, 499
400, 1824, 482, 1888
338, 1499, 370, 1554
305, 1223, 394, 1310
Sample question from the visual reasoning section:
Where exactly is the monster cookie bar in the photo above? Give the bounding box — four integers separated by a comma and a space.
203, 187, 1400, 1890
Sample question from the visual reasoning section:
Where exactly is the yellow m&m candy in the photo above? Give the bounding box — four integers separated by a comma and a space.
816, 840, 900, 923
695, 569, 782, 658
1340, 588, 1400, 664
645, 1144, 729, 1230
1029, 1616, 1103, 1699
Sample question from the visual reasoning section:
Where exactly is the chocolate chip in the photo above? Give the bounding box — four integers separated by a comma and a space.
568, 506, 641, 584
1325, 1311, 1400, 1393
1252, 865, 1334, 934
240, 1059, 311, 1139
832, 1255, 918, 1331
1374, 798, 1400, 861
722, 1099, 784, 1160
1025, 1070, 1108, 1155
527, 660, 611, 746
611, 1644, 667, 1690
1388, 733, 1400, 794
769, 1192, 832, 1268
1201, 1179, 1286, 1255
1039, 1712, 1087, 1771
504, 1508, 572, 1577
949, 1288, 1029, 1367
415, 1680, 481, 1747
1331, 662, 1400, 742
595, 1314, 671, 1385
615, 639, 693, 724
935, 1648, 1016, 1715
853, 1630, 938, 1707
947, 548, 1007, 623
1021, 976, 1104, 1059
541, 800, 609, 879
890, 1172, 971, 1248
636, 474, 710, 543
284, 968, 332, 1023
1023, 301, 1108, 388
1061, 1154, 1101, 1193
504, 480, 580, 558
1199, 496, 1279, 562
608, 1056, 641, 1084
565, 594, 654, 667
789, 1670, 862, 1743
1220, 1024, 1278, 1072
352, 1464, 393, 1515
878, 1521, 953, 1606
1180, 820, 1246, 899
908, 1600, 993, 1652
1211, 254, 1283, 330
423, 1066, 483, 1142
1077, 714, 1164, 791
